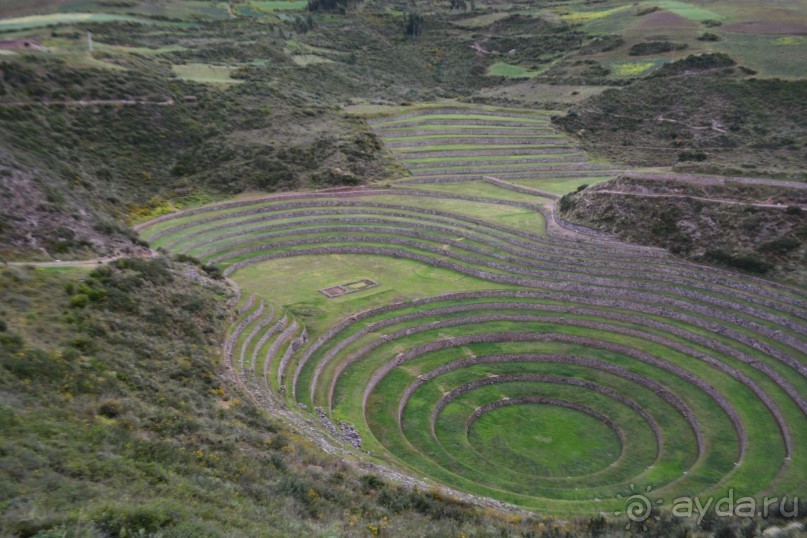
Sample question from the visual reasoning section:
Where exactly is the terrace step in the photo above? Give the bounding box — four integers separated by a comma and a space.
409, 164, 615, 177
405, 156, 589, 169
384, 137, 572, 148
377, 128, 558, 137
366, 108, 552, 123
372, 118, 551, 129
397, 169, 626, 183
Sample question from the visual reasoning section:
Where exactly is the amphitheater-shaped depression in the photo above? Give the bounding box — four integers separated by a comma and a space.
137, 107, 807, 515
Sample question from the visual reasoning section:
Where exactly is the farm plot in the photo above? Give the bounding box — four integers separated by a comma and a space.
137, 172, 807, 514
367, 108, 627, 192
135, 99, 807, 514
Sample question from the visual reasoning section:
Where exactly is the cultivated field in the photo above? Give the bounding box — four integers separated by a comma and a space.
137, 106, 807, 515
369, 107, 625, 193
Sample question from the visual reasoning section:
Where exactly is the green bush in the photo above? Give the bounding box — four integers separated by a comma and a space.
705, 249, 773, 273
629, 41, 687, 56
678, 150, 708, 162
698, 32, 721, 42
558, 193, 576, 212
93, 504, 175, 535
69, 293, 90, 308
757, 236, 800, 255
97, 399, 124, 418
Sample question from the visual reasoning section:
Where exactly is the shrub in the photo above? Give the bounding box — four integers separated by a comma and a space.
360, 474, 384, 492
93, 504, 175, 535
698, 32, 721, 42
0, 331, 24, 353
202, 264, 224, 280
635, 6, 658, 16
757, 236, 800, 255
98, 399, 124, 418
558, 193, 576, 212
629, 41, 687, 56
1, 344, 65, 382
705, 250, 773, 273
174, 253, 201, 265
404, 12, 424, 38
69, 293, 90, 308
678, 150, 707, 162
652, 53, 736, 77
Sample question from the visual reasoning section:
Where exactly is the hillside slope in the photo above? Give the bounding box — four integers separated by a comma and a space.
1, 258, 581, 537
559, 176, 807, 283
555, 56, 807, 180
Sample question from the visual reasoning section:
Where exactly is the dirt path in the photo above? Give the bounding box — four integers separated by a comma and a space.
481, 175, 561, 200
592, 189, 807, 210
0, 98, 175, 107
3, 251, 156, 268
622, 171, 807, 190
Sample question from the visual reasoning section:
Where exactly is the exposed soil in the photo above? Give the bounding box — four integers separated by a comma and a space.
724, 21, 807, 34
0, 151, 148, 261
636, 10, 698, 31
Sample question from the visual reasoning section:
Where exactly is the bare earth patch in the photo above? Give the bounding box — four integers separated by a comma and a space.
724, 21, 807, 34
636, 10, 698, 31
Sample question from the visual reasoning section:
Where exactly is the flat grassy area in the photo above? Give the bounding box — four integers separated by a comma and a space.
395, 180, 553, 204
251, 0, 307, 11
605, 58, 671, 77
372, 113, 550, 126
714, 33, 807, 79
401, 152, 582, 164
486, 62, 542, 79
171, 63, 242, 84
467, 403, 623, 477
508, 176, 615, 195
341, 319, 787, 511
233, 254, 507, 334
0, 13, 153, 31
655, 0, 724, 22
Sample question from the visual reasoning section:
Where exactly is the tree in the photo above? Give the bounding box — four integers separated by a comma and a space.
404, 11, 424, 38
307, 0, 350, 13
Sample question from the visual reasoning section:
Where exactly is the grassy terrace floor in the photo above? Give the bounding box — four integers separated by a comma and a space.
367, 108, 625, 188
136, 105, 807, 516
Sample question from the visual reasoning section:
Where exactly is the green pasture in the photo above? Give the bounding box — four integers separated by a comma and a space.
0, 13, 152, 31
507, 176, 615, 195
333, 320, 792, 511
252, 0, 307, 11
234, 255, 505, 334
486, 63, 542, 78
655, 1, 724, 22
401, 152, 583, 165
373, 114, 550, 127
